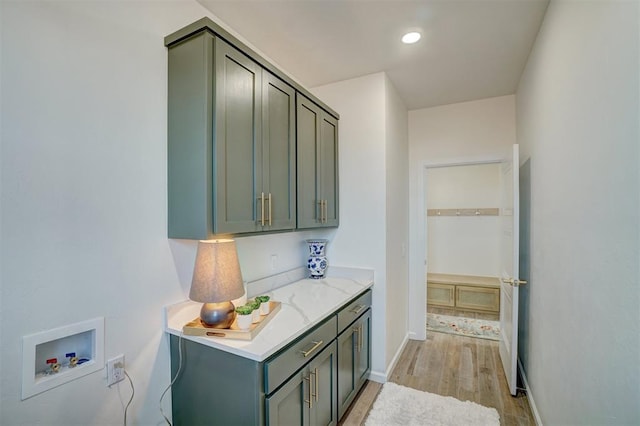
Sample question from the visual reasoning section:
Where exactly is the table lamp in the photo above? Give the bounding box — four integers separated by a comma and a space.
189, 239, 245, 328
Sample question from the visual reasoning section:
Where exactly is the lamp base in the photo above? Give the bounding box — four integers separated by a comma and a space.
199, 301, 236, 329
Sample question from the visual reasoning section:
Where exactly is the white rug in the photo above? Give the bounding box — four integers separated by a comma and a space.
365, 382, 500, 426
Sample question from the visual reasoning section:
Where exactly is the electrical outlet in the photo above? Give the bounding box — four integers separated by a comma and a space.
106, 355, 125, 386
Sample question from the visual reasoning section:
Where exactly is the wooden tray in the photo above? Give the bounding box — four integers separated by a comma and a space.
182, 301, 281, 340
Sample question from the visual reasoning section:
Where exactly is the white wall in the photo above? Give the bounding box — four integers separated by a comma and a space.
0, 2, 324, 424
383, 75, 409, 370
407, 96, 516, 337
312, 72, 410, 380
426, 164, 501, 276
311, 73, 389, 379
516, 1, 639, 424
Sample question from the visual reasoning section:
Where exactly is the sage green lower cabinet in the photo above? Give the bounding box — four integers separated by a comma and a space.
266, 342, 338, 426
337, 309, 371, 420
168, 289, 371, 426
169, 336, 264, 425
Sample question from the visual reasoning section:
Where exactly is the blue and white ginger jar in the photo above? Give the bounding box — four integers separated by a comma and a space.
306, 239, 328, 279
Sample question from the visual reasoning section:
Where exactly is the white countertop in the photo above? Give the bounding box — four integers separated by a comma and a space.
164, 267, 373, 362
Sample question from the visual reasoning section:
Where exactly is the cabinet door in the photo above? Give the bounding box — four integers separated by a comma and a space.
319, 114, 338, 227
167, 32, 215, 239
266, 342, 337, 426
337, 310, 371, 420
266, 369, 309, 426
262, 71, 296, 231
427, 283, 456, 307
296, 95, 321, 229
214, 38, 262, 234
354, 310, 371, 389
309, 342, 338, 426
296, 94, 339, 229
337, 324, 357, 420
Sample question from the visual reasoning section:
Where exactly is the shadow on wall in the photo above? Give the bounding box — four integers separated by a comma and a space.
517, 158, 531, 375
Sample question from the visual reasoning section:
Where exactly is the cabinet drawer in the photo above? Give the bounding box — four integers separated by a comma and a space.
427, 283, 455, 307
265, 316, 337, 395
337, 290, 372, 333
456, 285, 500, 313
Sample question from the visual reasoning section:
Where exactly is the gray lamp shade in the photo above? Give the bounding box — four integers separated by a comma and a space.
189, 239, 245, 303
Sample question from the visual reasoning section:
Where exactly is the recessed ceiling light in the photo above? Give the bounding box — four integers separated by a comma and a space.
401, 31, 421, 44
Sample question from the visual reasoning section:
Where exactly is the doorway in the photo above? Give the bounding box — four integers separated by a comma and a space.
424, 162, 502, 340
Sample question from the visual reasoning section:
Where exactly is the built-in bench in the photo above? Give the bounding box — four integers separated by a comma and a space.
427, 273, 500, 314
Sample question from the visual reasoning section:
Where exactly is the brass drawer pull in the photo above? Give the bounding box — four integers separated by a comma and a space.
351, 305, 365, 315
300, 340, 323, 358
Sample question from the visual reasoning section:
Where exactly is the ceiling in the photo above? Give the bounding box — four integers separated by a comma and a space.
198, 0, 549, 110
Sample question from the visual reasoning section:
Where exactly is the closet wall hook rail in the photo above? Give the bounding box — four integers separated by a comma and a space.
427, 208, 499, 217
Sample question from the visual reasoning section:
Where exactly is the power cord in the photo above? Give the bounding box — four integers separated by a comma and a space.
123, 371, 135, 426
159, 332, 184, 426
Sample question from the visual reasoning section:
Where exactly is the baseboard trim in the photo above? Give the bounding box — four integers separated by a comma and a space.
367, 333, 410, 384
518, 358, 543, 426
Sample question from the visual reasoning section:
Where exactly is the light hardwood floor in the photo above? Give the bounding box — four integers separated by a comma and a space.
340, 331, 535, 426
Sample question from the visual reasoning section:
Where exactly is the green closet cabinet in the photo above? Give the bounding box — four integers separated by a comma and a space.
297, 95, 339, 229
167, 32, 295, 238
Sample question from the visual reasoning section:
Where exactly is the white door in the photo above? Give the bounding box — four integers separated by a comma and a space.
499, 144, 524, 396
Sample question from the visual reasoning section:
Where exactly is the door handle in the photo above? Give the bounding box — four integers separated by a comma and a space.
268, 193, 272, 226
502, 277, 528, 286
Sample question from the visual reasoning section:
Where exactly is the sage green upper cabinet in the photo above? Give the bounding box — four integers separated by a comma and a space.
261, 71, 296, 231
214, 39, 296, 234
214, 38, 262, 234
297, 95, 339, 229
166, 18, 336, 238
167, 30, 295, 238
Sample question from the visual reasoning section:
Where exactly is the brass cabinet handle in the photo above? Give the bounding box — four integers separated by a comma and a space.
351, 305, 365, 315
268, 193, 272, 226
317, 200, 323, 223
259, 192, 265, 226
310, 368, 318, 402
323, 200, 328, 223
353, 326, 360, 352
300, 340, 323, 358
304, 375, 312, 408
353, 324, 363, 352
